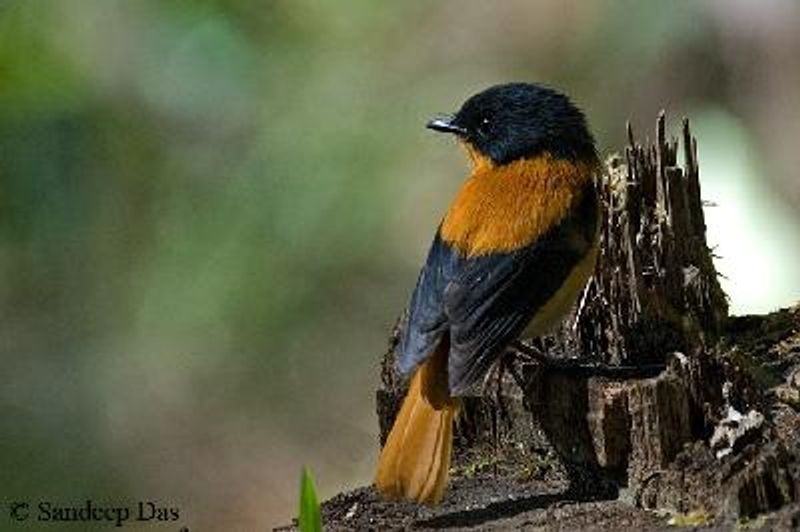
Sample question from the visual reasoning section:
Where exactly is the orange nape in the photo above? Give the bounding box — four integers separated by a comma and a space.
374, 340, 461, 504
441, 149, 596, 257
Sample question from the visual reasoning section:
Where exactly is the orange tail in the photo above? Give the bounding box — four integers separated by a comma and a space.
375, 341, 460, 504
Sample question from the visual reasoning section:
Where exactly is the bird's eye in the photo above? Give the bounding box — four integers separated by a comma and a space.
475, 117, 490, 136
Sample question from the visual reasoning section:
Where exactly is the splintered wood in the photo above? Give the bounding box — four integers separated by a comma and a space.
550, 112, 727, 366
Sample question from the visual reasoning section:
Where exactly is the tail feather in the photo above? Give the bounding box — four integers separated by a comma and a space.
375, 342, 460, 504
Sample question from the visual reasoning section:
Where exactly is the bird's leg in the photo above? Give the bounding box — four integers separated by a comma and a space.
499, 347, 529, 392
493, 358, 502, 476
486, 356, 506, 475
509, 339, 552, 366
484, 350, 528, 475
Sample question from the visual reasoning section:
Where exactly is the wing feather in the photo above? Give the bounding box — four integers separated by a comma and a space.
398, 183, 598, 395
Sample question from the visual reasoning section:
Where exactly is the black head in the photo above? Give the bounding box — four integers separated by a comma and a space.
427, 83, 596, 165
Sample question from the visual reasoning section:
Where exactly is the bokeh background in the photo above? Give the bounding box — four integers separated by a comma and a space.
2, 1, 799, 528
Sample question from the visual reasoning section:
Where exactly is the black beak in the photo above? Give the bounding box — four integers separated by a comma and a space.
426, 115, 467, 135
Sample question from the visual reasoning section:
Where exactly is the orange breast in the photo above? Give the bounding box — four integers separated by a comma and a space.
440, 151, 595, 257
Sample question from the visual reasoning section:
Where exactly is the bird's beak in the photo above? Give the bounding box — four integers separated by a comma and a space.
426, 115, 467, 135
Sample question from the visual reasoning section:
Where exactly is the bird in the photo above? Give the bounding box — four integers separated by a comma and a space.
374, 82, 601, 505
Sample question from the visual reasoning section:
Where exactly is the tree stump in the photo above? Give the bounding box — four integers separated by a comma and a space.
378, 112, 725, 482
370, 114, 800, 527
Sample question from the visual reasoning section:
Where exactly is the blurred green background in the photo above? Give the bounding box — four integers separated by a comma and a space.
2, 1, 799, 528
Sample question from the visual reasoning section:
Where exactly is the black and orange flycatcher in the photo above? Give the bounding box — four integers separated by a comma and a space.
375, 83, 600, 504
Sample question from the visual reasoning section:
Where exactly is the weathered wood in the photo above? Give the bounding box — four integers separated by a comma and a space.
587, 380, 629, 471
626, 360, 693, 491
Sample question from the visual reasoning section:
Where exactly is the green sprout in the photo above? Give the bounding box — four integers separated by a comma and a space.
298, 467, 322, 532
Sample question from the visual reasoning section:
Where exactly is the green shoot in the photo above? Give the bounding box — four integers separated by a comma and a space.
298, 466, 322, 532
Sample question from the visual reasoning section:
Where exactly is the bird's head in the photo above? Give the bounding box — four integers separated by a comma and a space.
427, 82, 597, 166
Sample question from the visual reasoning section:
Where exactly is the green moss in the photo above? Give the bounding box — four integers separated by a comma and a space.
667, 508, 713, 527
452, 455, 498, 479
736, 515, 767, 530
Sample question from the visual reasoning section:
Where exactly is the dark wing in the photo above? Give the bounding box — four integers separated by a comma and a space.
398, 184, 599, 395
444, 221, 589, 394
396, 232, 458, 377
